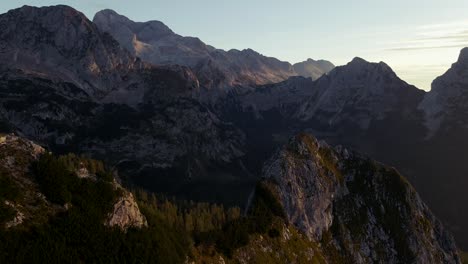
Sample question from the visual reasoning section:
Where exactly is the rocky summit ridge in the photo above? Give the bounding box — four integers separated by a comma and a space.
93, 9, 334, 89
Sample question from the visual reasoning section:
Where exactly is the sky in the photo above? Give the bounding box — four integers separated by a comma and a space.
2, 1, 468, 90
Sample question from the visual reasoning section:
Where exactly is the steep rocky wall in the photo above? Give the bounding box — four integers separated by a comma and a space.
261, 133, 460, 263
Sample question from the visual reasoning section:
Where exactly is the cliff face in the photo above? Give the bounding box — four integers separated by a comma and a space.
260, 133, 460, 263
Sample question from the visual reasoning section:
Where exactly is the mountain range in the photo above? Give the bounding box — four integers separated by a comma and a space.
0, 4, 467, 262
216, 50, 468, 249
93, 9, 334, 90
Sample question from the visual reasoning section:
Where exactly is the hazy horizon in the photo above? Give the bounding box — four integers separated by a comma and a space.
1, 0, 468, 90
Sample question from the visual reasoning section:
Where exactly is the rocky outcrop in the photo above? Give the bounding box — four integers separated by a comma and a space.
261, 133, 461, 263
4, 200, 25, 228
0, 134, 45, 158
105, 184, 147, 231
262, 134, 339, 241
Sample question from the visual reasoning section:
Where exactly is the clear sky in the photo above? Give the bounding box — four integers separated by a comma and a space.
2, 0, 468, 90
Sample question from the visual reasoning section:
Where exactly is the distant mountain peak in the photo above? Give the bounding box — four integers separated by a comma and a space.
419, 47, 468, 134
342, 57, 395, 76
93, 9, 333, 88
0, 4, 148, 101
295, 56, 423, 127
1, 5, 101, 52
349, 56, 368, 64
95, 8, 119, 16
348, 57, 387, 68
458, 47, 468, 63
94, 9, 174, 38
11, 4, 90, 23
446, 47, 468, 74
293, 58, 335, 80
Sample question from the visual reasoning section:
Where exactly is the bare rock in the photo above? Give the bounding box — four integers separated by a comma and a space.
260, 133, 461, 264
105, 186, 147, 231
4, 201, 24, 228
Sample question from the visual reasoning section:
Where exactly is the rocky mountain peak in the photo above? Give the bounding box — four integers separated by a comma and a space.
296, 57, 423, 127
260, 133, 461, 263
2, 5, 96, 47
93, 9, 174, 43
346, 57, 394, 74
93, 9, 126, 31
0, 5, 98, 59
293, 58, 335, 80
93, 9, 334, 89
0, 5, 144, 98
349, 56, 368, 65
457, 47, 468, 64
14, 4, 88, 21
445, 47, 468, 74
241, 48, 261, 56
419, 47, 468, 133
325, 58, 407, 94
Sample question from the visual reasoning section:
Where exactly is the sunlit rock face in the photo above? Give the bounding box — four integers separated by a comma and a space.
0, 4, 203, 106
293, 58, 335, 80
105, 183, 148, 231
93, 9, 334, 90
0, 5, 145, 99
261, 133, 461, 263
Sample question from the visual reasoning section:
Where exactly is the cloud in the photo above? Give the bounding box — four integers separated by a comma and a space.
384, 21, 468, 52
386, 44, 467, 51
416, 31, 468, 41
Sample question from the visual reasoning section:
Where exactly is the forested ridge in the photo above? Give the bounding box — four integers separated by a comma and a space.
0, 150, 289, 263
